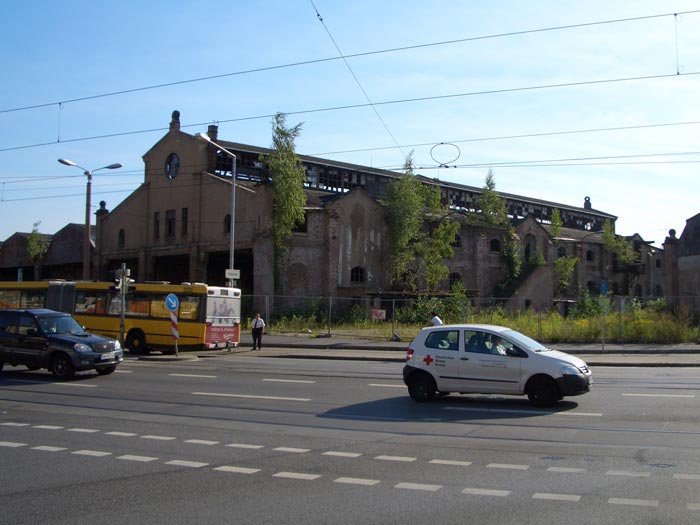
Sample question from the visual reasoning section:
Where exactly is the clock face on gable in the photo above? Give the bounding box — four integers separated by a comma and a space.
164, 153, 180, 180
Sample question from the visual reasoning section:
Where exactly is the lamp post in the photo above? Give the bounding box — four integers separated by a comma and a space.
195, 133, 237, 287
58, 158, 123, 280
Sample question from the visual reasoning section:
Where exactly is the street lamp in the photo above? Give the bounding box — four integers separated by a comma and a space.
195, 132, 237, 287
58, 158, 123, 280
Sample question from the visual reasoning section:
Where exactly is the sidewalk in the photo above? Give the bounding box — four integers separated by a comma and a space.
140, 332, 700, 367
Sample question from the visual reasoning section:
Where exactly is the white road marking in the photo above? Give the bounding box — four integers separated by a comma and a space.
395, 482, 441, 491
215, 466, 261, 474
444, 406, 601, 417
140, 435, 176, 441
117, 455, 158, 462
54, 383, 97, 388
185, 439, 220, 445
0, 441, 26, 447
323, 451, 362, 458
1, 422, 30, 427
533, 493, 581, 502
368, 383, 405, 388
547, 467, 586, 473
33, 425, 63, 430
226, 443, 264, 450
622, 393, 695, 398
262, 378, 315, 384
114, 370, 132, 373
606, 470, 650, 478
674, 474, 700, 480
165, 460, 209, 468
688, 503, 700, 511
106, 431, 138, 437
375, 455, 416, 462
192, 392, 310, 402
429, 459, 472, 466
273, 471, 321, 480
609, 498, 659, 507
462, 488, 511, 497
67, 428, 100, 433
32, 446, 66, 452
334, 477, 380, 486
170, 373, 217, 378
273, 447, 310, 453
488, 463, 529, 471
73, 450, 112, 457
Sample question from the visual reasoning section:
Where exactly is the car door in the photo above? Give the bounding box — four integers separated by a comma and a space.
457, 330, 523, 394
0, 311, 20, 363
420, 328, 462, 391
12, 313, 46, 367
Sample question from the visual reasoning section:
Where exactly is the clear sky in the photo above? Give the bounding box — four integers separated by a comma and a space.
1, 1, 699, 246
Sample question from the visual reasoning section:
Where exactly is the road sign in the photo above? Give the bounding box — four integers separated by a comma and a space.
225, 269, 240, 279
165, 293, 179, 312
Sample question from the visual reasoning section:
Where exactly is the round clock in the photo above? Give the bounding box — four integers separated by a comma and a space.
165, 153, 180, 180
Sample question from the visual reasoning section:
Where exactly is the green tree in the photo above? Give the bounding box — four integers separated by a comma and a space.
26, 221, 49, 280
551, 208, 562, 239
554, 255, 578, 296
260, 112, 307, 291
602, 218, 637, 295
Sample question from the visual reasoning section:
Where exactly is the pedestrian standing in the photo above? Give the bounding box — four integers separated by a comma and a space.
428, 311, 443, 326
251, 313, 265, 350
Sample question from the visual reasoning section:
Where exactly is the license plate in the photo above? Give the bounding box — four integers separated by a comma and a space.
101, 352, 115, 360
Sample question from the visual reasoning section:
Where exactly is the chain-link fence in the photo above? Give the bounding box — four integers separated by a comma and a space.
240, 294, 700, 344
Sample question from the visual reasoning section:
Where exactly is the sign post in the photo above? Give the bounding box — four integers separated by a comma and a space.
166, 293, 180, 356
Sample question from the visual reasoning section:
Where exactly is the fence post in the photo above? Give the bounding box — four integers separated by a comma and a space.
327, 296, 332, 337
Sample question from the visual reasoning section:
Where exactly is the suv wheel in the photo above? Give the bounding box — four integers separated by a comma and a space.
50, 353, 76, 380
408, 372, 437, 402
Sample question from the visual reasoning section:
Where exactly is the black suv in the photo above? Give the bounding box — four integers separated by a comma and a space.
0, 309, 123, 379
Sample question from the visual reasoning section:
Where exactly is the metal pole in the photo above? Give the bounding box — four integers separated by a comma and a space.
229, 156, 237, 288
119, 262, 126, 346
83, 171, 92, 280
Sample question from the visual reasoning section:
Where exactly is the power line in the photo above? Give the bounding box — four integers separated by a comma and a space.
2, 9, 697, 115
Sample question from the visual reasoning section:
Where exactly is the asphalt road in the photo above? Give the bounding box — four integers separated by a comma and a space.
1, 357, 700, 524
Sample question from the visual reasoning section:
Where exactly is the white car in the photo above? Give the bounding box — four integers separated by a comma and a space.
403, 324, 592, 406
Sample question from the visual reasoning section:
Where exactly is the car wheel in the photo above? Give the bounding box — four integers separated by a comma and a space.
126, 329, 147, 354
96, 365, 117, 375
408, 373, 437, 402
527, 376, 559, 406
50, 353, 76, 380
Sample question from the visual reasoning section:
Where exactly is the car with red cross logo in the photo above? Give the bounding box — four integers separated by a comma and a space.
402, 324, 592, 406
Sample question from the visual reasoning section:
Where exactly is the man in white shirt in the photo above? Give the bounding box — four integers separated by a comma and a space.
251, 313, 265, 350
429, 312, 443, 326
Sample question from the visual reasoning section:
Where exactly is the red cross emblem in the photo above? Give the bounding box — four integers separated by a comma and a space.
423, 354, 434, 366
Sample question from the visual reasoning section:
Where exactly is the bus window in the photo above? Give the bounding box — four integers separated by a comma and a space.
0, 290, 21, 309
75, 291, 108, 315
179, 296, 200, 320
150, 296, 170, 318
126, 294, 150, 316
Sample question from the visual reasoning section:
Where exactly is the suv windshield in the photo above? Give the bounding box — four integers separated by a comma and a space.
38, 315, 85, 335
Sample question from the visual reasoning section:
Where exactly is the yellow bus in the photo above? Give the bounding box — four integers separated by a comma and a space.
0, 281, 241, 354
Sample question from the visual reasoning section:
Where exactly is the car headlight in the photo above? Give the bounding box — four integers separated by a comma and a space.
561, 364, 582, 375
114, 340, 122, 351
74, 343, 93, 353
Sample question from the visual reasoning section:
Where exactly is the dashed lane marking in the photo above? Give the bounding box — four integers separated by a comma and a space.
67, 428, 100, 433
1, 422, 30, 427
214, 466, 261, 474
273, 471, 321, 480
548, 467, 586, 473
170, 374, 217, 378
34, 425, 63, 430
368, 383, 405, 388
0, 441, 26, 447
106, 432, 138, 437
54, 383, 97, 388
429, 459, 472, 466
608, 498, 659, 507
462, 488, 511, 497
192, 392, 311, 402
675, 474, 700, 480
443, 406, 601, 417
488, 463, 530, 471
165, 460, 209, 468
72, 450, 112, 457
117, 455, 159, 462
185, 439, 220, 445
606, 470, 651, 478
622, 393, 695, 398
32, 446, 66, 452
273, 447, 310, 453
688, 503, 700, 511
533, 492, 581, 502
226, 443, 264, 450
262, 378, 315, 384
375, 455, 417, 462
334, 477, 380, 486
140, 435, 176, 441
395, 482, 442, 492
323, 451, 362, 458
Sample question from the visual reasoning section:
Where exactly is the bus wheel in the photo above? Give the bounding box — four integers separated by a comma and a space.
126, 329, 147, 354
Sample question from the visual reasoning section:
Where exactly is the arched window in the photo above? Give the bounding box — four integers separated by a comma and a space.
587, 281, 596, 294
586, 250, 594, 262
490, 239, 501, 252
224, 214, 231, 234
350, 266, 365, 283
557, 246, 566, 258
449, 272, 461, 287
450, 235, 461, 248
118, 229, 125, 248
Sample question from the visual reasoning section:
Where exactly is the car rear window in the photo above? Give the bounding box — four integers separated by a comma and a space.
425, 330, 459, 351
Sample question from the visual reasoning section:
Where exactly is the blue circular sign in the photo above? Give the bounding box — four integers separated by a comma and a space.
165, 293, 179, 312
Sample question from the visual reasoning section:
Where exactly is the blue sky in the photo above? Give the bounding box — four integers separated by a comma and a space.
1, 0, 699, 246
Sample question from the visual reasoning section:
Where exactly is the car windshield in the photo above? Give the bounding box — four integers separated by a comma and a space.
502, 329, 549, 352
39, 316, 86, 335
